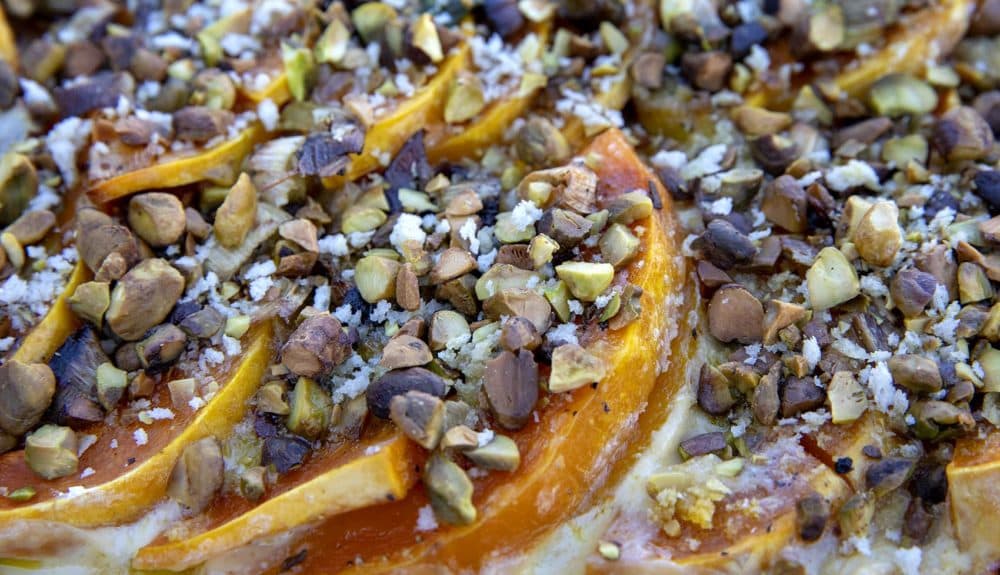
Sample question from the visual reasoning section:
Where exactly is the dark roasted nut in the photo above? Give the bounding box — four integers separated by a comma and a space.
106, 259, 185, 341
496, 244, 534, 270
367, 367, 447, 419
697, 364, 736, 415
915, 244, 957, 299
179, 307, 225, 339
631, 51, 666, 89
380, 334, 433, 370
697, 260, 733, 289
287, 377, 333, 439
694, 219, 757, 270
76, 211, 140, 275
281, 314, 351, 378
891, 268, 938, 318
889, 354, 942, 393
865, 457, 915, 496
750, 134, 800, 175
796, 493, 829, 542
932, 106, 995, 163
0, 360, 56, 436
708, 284, 764, 344
835, 117, 893, 149
389, 390, 444, 449
681, 50, 732, 92
0, 60, 18, 108
536, 208, 593, 250
128, 192, 186, 247
135, 324, 187, 370
781, 376, 825, 417
173, 106, 234, 143
167, 437, 224, 513
484, 349, 539, 430
436, 274, 479, 316
483, 288, 552, 333
53, 72, 132, 119
678, 431, 728, 459
500, 316, 542, 352
262, 434, 311, 473
761, 175, 807, 232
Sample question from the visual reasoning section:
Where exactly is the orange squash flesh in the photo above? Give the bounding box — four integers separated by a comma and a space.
9, 261, 89, 364
0, 4, 16, 68
87, 125, 264, 205
0, 322, 274, 528
228, 128, 688, 574
947, 430, 1000, 569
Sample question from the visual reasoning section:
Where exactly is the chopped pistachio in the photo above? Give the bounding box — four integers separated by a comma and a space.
1, 231, 22, 270
411, 13, 443, 63
424, 454, 477, 525
315, 18, 351, 64
597, 540, 620, 561
555, 261, 615, 302
107, 259, 185, 341
806, 247, 860, 310
287, 377, 333, 440
528, 235, 559, 270
548, 344, 607, 392
932, 106, 994, 162
215, 173, 258, 249
544, 280, 572, 322
494, 212, 537, 244
128, 192, 186, 247
68, 281, 110, 327
429, 310, 471, 351
25, 425, 78, 480
0, 152, 38, 226
854, 201, 901, 267
281, 43, 315, 102
868, 74, 938, 117
516, 118, 571, 167
398, 189, 438, 213
958, 262, 994, 304
430, 247, 478, 284
600, 223, 640, 269
257, 381, 290, 416
464, 434, 520, 471
475, 264, 541, 300
828, 371, 867, 424
882, 135, 929, 166
95, 362, 128, 412
979, 346, 1000, 392
445, 74, 485, 124
352, 3, 396, 43
224, 315, 252, 339
355, 255, 401, 303
389, 390, 444, 449
608, 191, 654, 225
168, 437, 224, 513
888, 355, 943, 393
484, 288, 552, 334
6, 486, 36, 502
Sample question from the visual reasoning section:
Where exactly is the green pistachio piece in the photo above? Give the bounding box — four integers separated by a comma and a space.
529, 234, 559, 269
544, 280, 572, 322
475, 264, 541, 300
287, 377, 333, 440
96, 362, 128, 412
281, 43, 315, 102
424, 453, 477, 525
608, 191, 653, 225
25, 425, 78, 480
463, 434, 520, 471
555, 261, 615, 302
868, 74, 938, 117
355, 255, 401, 303
599, 223, 640, 268
494, 212, 537, 244
548, 343, 607, 392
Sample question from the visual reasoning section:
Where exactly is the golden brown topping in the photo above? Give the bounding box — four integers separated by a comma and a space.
516, 117, 572, 167
431, 247, 478, 284
761, 175, 807, 233
731, 105, 793, 137
752, 364, 780, 425
257, 381, 290, 416
395, 263, 421, 311
806, 246, 859, 310
854, 201, 901, 267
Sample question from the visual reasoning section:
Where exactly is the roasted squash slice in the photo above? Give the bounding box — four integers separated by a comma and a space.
9, 261, 89, 364
0, 322, 274, 529
88, 125, 264, 205
0, 4, 16, 68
